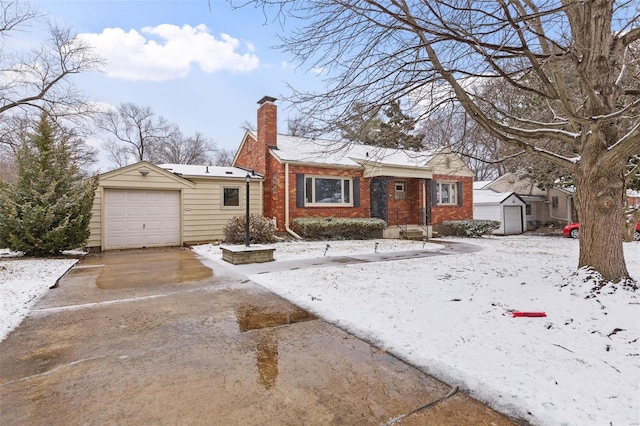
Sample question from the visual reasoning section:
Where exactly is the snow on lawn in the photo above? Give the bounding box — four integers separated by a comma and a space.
197, 236, 640, 426
2, 238, 638, 424
193, 238, 444, 261
0, 255, 78, 342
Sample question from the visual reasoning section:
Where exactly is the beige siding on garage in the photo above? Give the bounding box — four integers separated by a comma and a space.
87, 162, 195, 251
182, 178, 263, 244
88, 162, 264, 250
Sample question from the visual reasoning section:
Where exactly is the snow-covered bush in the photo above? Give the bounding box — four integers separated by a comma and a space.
223, 214, 277, 244
442, 219, 500, 237
292, 217, 385, 240
0, 114, 97, 256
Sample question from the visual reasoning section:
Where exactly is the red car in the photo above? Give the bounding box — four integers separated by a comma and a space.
563, 221, 640, 241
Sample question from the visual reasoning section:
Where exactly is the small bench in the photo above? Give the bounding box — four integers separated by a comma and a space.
220, 245, 275, 265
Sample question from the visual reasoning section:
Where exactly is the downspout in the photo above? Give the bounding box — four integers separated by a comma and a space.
284, 162, 303, 239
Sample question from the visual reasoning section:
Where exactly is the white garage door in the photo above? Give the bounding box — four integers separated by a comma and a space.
503, 206, 523, 235
104, 189, 180, 249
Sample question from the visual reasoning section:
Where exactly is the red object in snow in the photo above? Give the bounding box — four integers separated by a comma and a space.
512, 311, 547, 317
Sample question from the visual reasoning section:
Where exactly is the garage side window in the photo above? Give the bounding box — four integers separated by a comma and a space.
223, 187, 240, 208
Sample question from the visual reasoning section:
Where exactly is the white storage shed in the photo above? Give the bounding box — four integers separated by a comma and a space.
473, 190, 526, 235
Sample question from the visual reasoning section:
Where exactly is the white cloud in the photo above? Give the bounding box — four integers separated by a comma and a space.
79, 24, 260, 81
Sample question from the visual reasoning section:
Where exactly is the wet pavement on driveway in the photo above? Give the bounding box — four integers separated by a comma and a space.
0, 247, 519, 425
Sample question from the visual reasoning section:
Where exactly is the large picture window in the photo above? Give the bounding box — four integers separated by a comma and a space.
436, 182, 457, 205
304, 176, 352, 205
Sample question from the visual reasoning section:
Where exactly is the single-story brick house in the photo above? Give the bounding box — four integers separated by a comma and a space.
87, 161, 263, 251
232, 96, 474, 239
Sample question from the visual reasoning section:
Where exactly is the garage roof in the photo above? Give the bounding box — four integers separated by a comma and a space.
474, 189, 524, 205
159, 164, 264, 179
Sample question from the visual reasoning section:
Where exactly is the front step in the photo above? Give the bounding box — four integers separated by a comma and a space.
401, 230, 425, 240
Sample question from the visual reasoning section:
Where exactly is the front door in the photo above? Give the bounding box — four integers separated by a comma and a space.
370, 177, 389, 222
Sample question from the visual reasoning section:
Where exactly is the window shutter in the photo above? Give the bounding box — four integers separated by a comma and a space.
296, 174, 305, 207
353, 177, 360, 207
457, 181, 463, 206
432, 180, 438, 206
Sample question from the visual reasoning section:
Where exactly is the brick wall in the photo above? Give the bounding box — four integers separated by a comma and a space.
264, 165, 371, 231
386, 178, 424, 226
234, 98, 278, 176
257, 99, 277, 148
234, 133, 267, 176
431, 175, 474, 224
264, 155, 284, 227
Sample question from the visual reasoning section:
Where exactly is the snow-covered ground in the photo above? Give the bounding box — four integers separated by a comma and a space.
2, 237, 639, 425
197, 236, 640, 426
0, 251, 78, 341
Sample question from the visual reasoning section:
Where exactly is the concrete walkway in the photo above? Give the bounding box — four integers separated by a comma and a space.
226, 239, 483, 275
1, 247, 520, 425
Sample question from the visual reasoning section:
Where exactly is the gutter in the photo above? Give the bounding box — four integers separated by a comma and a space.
284, 162, 303, 239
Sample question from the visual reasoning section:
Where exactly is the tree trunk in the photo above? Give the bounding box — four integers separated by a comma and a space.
573, 147, 630, 283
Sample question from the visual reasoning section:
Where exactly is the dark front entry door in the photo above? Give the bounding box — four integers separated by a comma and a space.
370, 177, 389, 222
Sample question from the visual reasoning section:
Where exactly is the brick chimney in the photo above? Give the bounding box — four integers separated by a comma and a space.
257, 96, 277, 148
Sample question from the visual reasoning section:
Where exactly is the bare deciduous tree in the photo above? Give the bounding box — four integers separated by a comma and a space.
155, 131, 217, 165
241, 0, 640, 285
95, 103, 177, 166
212, 148, 235, 167
0, 0, 102, 178
0, 1, 102, 119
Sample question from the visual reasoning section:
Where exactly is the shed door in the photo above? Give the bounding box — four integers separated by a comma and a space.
503, 206, 523, 235
104, 189, 180, 249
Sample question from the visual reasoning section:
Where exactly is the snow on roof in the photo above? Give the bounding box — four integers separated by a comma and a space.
272, 134, 439, 168
158, 164, 262, 179
473, 180, 493, 190
473, 189, 517, 204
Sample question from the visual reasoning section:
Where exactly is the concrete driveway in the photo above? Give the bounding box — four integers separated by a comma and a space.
0, 248, 519, 425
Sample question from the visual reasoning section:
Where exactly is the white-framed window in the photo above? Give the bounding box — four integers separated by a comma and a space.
436, 182, 457, 205
395, 180, 407, 200
222, 186, 241, 208
304, 176, 352, 206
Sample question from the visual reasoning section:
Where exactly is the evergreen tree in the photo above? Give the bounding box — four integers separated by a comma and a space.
340, 101, 424, 150
0, 113, 97, 256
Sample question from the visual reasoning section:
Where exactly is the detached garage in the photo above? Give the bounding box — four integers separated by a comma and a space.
473, 189, 526, 235
87, 162, 263, 251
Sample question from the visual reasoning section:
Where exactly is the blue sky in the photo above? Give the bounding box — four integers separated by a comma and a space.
32, 0, 323, 169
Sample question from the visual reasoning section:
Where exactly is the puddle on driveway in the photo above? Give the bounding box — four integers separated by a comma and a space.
235, 304, 316, 332
256, 335, 278, 390
90, 250, 212, 289
234, 304, 316, 390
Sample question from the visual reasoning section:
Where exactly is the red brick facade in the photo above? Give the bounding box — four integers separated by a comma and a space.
286, 165, 370, 226
430, 174, 474, 224
233, 97, 474, 232
386, 178, 425, 226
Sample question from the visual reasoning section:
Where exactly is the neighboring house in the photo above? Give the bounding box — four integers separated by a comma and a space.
628, 189, 640, 209
473, 190, 527, 235
86, 161, 263, 251
477, 173, 577, 229
232, 96, 474, 239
